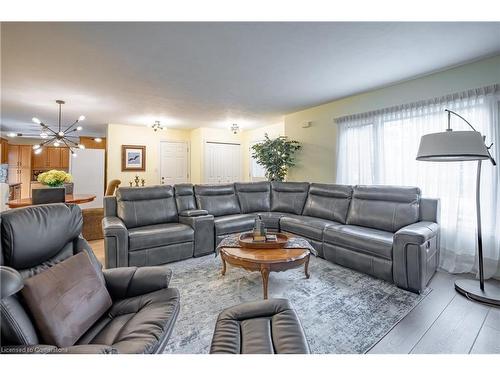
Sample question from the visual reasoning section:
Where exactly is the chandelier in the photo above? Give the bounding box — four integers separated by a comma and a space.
30, 100, 86, 157
149, 120, 164, 132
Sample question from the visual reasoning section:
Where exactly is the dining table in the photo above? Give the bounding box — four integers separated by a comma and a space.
7, 194, 96, 209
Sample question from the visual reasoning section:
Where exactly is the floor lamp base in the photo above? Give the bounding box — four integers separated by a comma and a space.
455, 279, 500, 307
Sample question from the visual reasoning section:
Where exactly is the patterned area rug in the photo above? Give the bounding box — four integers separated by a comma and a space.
163, 254, 427, 354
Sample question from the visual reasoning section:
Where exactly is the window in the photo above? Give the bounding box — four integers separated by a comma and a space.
336, 85, 500, 278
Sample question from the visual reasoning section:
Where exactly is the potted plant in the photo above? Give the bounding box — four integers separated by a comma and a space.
251, 134, 301, 181
37, 170, 73, 193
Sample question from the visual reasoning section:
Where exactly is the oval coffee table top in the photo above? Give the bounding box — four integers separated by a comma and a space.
220, 247, 310, 264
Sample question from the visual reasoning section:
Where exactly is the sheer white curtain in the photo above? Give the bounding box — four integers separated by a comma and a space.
336, 85, 500, 278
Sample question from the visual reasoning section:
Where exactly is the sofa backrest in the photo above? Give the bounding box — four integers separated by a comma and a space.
234, 182, 271, 213
302, 183, 353, 223
116, 186, 178, 228
347, 185, 420, 232
194, 184, 241, 217
270, 182, 310, 215
174, 184, 197, 212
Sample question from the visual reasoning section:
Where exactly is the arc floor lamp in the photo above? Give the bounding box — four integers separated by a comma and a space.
416, 109, 499, 306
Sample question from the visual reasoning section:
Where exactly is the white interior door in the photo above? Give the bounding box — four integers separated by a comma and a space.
160, 141, 189, 186
204, 142, 241, 184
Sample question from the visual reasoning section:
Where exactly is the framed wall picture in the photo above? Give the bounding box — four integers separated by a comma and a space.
121, 145, 146, 171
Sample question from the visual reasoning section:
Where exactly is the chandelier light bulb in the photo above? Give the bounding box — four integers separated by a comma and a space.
78, 144, 85, 149
72, 152, 78, 158
94, 137, 102, 143
40, 131, 48, 139
32, 144, 41, 150
53, 141, 60, 147
32, 117, 41, 124
34, 148, 43, 155
7, 132, 17, 138
58, 131, 65, 137
76, 126, 83, 131
78, 115, 85, 122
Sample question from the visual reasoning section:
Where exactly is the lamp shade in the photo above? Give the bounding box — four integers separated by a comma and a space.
416, 130, 490, 162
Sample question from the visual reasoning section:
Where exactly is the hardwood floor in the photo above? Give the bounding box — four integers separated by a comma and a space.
87, 239, 500, 354
89, 239, 105, 265
369, 271, 500, 354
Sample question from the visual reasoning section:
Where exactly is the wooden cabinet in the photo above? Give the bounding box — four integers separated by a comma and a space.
47, 147, 61, 168
61, 148, 70, 168
0, 138, 9, 164
7, 145, 32, 198
31, 147, 70, 169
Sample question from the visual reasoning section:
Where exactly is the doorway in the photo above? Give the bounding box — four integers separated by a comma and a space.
159, 141, 189, 185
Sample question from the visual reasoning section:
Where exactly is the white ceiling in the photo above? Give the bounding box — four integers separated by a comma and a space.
2, 22, 500, 136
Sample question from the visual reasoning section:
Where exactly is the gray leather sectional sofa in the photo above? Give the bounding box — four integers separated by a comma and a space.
103, 182, 440, 293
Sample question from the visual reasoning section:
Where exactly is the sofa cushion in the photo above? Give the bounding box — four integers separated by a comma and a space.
76, 288, 180, 354
324, 225, 394, 260
254, 211, 290, 230
116, 186, 178, 229
128, 223, 194, 251
280, 215, 342, 241
235, 182, 271, 213
302, 183, 353, 224
214, 214, 256, 236
174, 184, 197, 212
194, 184, 241, 217
347, 185, 420, 232
270, 182, 310, 214
210, 298, 309, 354
21, 252, 112, 348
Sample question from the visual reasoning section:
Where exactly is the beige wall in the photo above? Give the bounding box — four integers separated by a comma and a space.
107, 123, 284, 185
106, 123, 191, 186
284, 54, 500, 183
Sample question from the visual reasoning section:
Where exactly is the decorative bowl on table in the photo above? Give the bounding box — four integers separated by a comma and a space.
238, 232, 289, 249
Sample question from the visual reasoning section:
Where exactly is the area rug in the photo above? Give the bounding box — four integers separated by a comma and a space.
163, 254, 427, 354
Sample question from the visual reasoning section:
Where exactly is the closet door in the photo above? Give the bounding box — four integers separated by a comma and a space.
204, 142, 241, 184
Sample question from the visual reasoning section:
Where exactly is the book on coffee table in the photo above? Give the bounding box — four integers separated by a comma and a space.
265, 234, 277, 242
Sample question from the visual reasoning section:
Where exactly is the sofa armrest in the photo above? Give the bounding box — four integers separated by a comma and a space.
394, 221, 439, 244
393, 221, 440, 293
102, 216, 129, 268
179, 209, 209, 217
179, 214, 215, 257
102, 265, 172, 300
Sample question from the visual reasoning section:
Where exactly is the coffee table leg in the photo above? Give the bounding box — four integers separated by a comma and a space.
221, 256, 227, 276
304, 255, 310, 279
260, 265, 270, 299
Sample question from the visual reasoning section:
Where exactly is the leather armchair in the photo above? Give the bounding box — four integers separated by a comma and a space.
1, 203, 180, 354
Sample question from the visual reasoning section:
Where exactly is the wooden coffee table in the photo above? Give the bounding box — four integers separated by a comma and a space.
219, 236, 311, 300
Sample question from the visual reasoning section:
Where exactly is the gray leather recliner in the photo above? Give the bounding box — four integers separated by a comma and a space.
0, 203, 180, 354
102, 181, 440, 294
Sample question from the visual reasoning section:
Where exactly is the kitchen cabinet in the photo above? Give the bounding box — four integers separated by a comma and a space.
0, 138, 9, 164
31, 147, 70, 169
8, 145, 31, 198
60, 148, 70, 168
